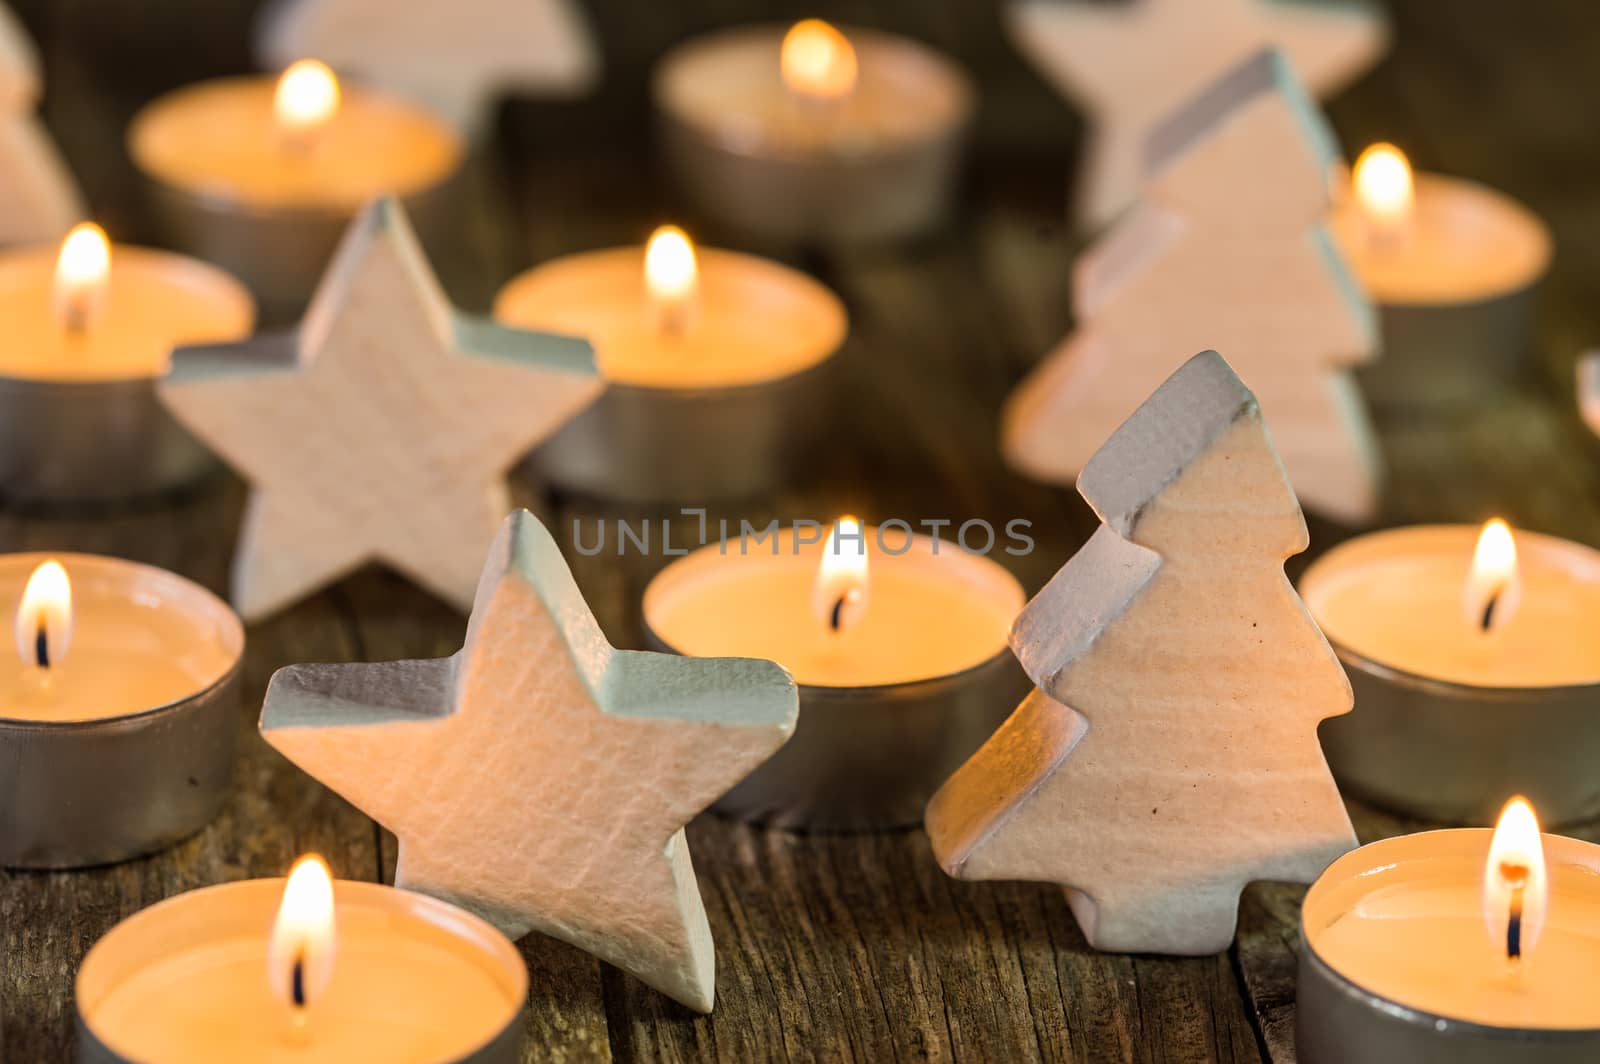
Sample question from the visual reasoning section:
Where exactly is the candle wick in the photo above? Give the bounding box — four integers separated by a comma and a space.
291, 953, 307, 1009
34, 619, 48, 669
1504, 864, 1528, 961
1480, 589, 1501, 633
829, 596, 846, 632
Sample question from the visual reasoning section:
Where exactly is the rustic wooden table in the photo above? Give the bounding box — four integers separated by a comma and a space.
4, 0, 1599, 1060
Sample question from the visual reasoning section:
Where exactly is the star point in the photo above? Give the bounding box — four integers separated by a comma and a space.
159, 197, 602, 621
262, 509, 799, 1012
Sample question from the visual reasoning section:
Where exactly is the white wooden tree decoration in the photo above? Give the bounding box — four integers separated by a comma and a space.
929, 351, 1357, 955
1002, 49, 1382, 525
255, 0, 600, 131
1580, 352, 1600, 439
262, 509, 799, 1012
1009, 0, 1388, 228
158, 196, 602, 622
0, 1, 83, 242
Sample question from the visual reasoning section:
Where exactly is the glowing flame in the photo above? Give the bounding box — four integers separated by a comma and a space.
53, 223, 110, 333
644, 225, 699, 335
1464, 518, 1521, 634
274, 60, 340, 152
268, 855, 336, 1013
781, 19, 858, 102
1352, 143, 1414, 239
14, 560, 71, 669
1483, 796, 1548, 963
812, 516, 869, 633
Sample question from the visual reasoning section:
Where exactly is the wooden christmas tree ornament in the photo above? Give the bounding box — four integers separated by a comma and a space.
0, 1, 83, 243
1008, 0, 1388, 228
261, 509, 799, 1012
930, 350, 1358, 955
158, 196, 601, 622
255, 0, 599, 132
1580, 352, 1600, 439
1003, 49, 1382, 525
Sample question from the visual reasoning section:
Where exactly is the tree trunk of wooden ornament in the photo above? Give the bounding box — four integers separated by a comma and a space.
929, 350, 1358, 956
1002, 49, 1382, 526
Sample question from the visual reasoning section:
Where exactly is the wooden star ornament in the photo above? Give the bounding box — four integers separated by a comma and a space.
255, 0, 600, 131
1009, 0, 1389, 227
159, 197, 601, 622
261, 509, 799, 1012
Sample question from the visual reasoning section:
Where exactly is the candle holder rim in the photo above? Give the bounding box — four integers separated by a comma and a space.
0, 550, 245, 728
1298, 919, 1600, 1041
652, 22, 976, 163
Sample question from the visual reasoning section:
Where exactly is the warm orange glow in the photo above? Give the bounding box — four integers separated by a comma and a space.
14, 560, 71, 669
1352, 143, 1414, 239
813, 516, 870, 633
53, 223, 110, 332
1464, 518, 1521, 634
781, 19, 858, 102
644, 225, 699, 334
1483, 796, 1548, 962
274, 60, 340, 152
269, 855, 336, 1013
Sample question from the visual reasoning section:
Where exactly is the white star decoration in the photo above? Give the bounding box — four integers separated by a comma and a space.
159, 197, 601, 621
261, 509, 799, 1011
1008, 0, 1389, 227
256, 0, 600, 131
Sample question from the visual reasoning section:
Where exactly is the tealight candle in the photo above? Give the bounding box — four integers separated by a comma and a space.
653, 20, 974, 244
0, 552, 244, 867
77, 855, 526, 1064
642, 519, 1027, 829
0, 223, 254, 503
494, 224, 847, 502
129, 60, 464, 321
1298, 799, 1600, 1062
1331, 144, 1552, 407
1300, 522, 1600, 825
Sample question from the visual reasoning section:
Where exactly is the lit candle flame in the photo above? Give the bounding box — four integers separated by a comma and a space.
14, 560, 70, 670
781, 19, 858, 103
274, 59, 340, 154
1352, 143, 1414, 245
268, 854, 337, 1016
812, 516, 869, 634
1484, 796, 1548, 964
1464, 518, 1521, 634
644, 225, 699, 336
53, 223, 110, 334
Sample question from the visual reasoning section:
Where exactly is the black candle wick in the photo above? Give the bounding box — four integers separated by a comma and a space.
1504, 866, 1528, 961
1480, 589, 1501, 633
291, 954, 307, 1008
34, 619, 48, 669
829, 596, 846, 632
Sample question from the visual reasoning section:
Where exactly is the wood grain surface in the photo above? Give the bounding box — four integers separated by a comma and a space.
3, 1, 1598, 1060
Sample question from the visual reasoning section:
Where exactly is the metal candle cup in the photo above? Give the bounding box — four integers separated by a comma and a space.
0, 552, 244, 868
653, 24, 974, 245
76, 878, 527, 1064
0, 243, 255, 505
495, 244, 846, 503
1332, 171, 1552, 408
1301, 526, 1600, 826
1297, 830, 1600, 1063
127, 74, 464, 325
641, 529, 1027, 831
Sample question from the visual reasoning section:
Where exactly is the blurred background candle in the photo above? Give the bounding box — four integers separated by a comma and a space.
0, 222, 254, 504
0, 552, 244, 867
642, 519, 1026, 829
1332, 143, 1552, 407
1301, 522, 1600, 824
129, 59, 464, 322
495, 224, 846, 502
1298, 799, 1600, 1063
76, 855, 527, 1064
653, 19, 974, 244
